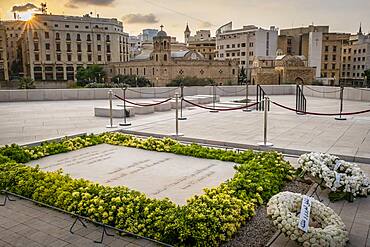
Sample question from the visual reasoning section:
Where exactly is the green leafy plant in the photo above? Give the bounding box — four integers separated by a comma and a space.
0, 132, 295, 246
18, 77, 36, 89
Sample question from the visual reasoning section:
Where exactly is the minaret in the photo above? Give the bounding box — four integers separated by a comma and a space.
184, 23, 191, 44
358, 23, 363, 35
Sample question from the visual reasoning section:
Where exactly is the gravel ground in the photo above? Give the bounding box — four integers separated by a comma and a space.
222, 179, 312, 247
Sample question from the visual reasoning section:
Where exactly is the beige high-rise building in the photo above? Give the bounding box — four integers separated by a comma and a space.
0, 23, 9, 81
215, 22, 278, 81
341, 26, 370, 84
278, 25, 329, 57
9, 14, 129, 81
321, 33, 350, 83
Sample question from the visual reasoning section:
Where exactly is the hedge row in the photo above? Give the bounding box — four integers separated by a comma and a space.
0, 132, 294, 246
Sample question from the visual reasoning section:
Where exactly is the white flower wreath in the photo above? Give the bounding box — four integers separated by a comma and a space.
297, 152, 369, 199
267, 191, 348, 247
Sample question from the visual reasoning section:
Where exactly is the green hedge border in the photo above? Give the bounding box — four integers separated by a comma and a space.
0, 132, 295, 246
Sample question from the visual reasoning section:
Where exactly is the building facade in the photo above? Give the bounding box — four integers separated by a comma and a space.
341, 28, 370, 84
2, 20, 25, 79
184, 24, 216, 61
321, 33, 351, 84
0, 23, 9, 81
278, 25, 353, 85
106, 26, 239, 86
215, 23, 278, 80
251, 55, 315, 85
14, 14, 129, 81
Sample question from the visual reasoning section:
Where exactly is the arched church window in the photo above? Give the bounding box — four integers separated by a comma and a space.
164, 54, 167, 61
156, 54, 159, 62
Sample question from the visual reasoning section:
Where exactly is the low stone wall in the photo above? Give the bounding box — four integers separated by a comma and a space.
0, 80, 72, 89
0, 85, 368, 102
0, 85, 294, 102
303, 86, 370, 102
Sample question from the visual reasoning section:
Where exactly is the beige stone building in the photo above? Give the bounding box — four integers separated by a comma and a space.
278, 25, 352, 84
106, 26, 239, 86
278, 25, 329, 57
2, 20, 25, 79
4, 14, 129, 81
251, 55, 315, 85
0, 23, 9, 81
341, 27, 370, 84
215, 22, 278, 80
184, 25, 216, 61
321, 33, 350, 83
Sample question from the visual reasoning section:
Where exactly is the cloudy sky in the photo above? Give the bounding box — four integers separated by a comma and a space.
0, 0, 369, 41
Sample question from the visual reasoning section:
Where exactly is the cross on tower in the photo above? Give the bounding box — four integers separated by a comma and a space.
160, 25, 164, 31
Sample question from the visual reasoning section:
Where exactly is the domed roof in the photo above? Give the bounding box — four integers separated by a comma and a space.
156, 25, 168, 37
157, 30, 167, 37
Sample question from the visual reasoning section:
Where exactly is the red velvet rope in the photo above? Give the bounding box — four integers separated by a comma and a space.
271, 101, 370, 116
114, 94, 172, 107
183, 98, 258, 111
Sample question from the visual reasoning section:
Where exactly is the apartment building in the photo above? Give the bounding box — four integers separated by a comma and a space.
15, 14, 129, 81
321, 33, 350, 82
185, 25, 216, 60
341, 29, 370, 82
2, 20, 25, 79
0, 23, 9, 81
215, 23, 278, 80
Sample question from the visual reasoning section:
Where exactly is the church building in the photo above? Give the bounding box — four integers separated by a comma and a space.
106, 26, 239, 86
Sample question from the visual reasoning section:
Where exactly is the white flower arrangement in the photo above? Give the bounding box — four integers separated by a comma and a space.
267, 191, 348, 247
297, 152, 370, 200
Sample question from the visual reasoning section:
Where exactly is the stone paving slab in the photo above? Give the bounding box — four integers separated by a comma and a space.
0, 195, 159, 247
26, 144, 236, 205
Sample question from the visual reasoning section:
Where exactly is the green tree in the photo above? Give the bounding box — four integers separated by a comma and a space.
365, 69, 370, 87
76, 65, 105, 86
238, 66, 247, 84
18, 77, 35, 89
167, 76, 215, 87
111, 75, 152, 87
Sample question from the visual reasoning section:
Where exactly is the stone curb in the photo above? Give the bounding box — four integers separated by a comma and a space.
117, 130, 370, 164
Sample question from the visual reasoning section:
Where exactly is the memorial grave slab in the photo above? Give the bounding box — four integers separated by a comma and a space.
26, 144, 236, 205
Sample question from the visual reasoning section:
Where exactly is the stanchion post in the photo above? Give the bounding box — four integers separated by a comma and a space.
243, 81, 251, 112
258, 96, 273, 147
335, 86, 346, 121
171, 93, 184, 137
178, 83, 187, 120
106, 89, 118, 128
119, 85, 131, 126
210, 83, 218, 113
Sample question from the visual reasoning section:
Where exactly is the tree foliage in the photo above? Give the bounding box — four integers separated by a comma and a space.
111, 75, 152, 87
18, 77, 35, 89
167, 76, 215, 87
76, 65, 105, 86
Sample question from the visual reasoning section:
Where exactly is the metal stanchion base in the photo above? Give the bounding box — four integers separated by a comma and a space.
257, 142, 274, 147
178, 117, 187, 120
243, 108, 252, 112
119, 122, 132, 126
106, 125, 118, 128
296, 112, 306, 115
170, 133, 184, 137
210, 110, 219, 113
335, 117, 347, 121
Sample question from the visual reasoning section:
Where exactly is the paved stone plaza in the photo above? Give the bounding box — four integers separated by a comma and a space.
1, 94, 370, 246
1, 95, 370, 161
0, 195, 159, 247
26, 144, 236, 205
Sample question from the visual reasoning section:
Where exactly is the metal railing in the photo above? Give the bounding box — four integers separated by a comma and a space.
256, 84, 269, 111
295, 85, 306, 114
